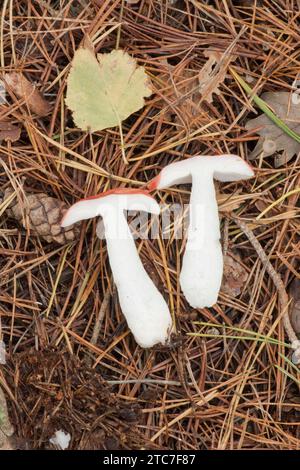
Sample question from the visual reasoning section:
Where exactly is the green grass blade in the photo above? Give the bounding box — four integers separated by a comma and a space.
192, 321, 291, 348
278, 352, 300, 373
230, 67, 300, 144
274, 364, 300, 386
188, 332, 289, 347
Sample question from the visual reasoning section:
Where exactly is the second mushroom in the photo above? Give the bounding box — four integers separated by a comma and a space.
148, 155, 254, 309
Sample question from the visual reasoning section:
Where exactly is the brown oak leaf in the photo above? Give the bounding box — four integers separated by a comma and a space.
198, 49, 236, 104
245, 91, 300, 167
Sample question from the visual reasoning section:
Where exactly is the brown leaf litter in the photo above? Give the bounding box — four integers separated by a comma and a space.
199, 49, 236, 104
3, 349, 156, 450
157, 49, 236, 127
1, 0, 300, 452
245, 92, 300, 167
289, 279, 300, 335
0, 121, 21, 143
4, 72, 50, 117
221, 251, 249, 298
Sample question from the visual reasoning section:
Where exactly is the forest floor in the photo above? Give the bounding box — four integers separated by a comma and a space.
0, 0, 300, 450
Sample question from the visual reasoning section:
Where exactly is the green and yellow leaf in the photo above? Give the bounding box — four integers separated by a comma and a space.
66, 48, 152, 132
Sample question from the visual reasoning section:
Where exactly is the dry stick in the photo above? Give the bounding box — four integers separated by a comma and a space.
86, 285, 115, 367
234, 218, 300, 364
90, 285, 114, 346
106, 379, 193, 386
222, 217, 229, 256
0, 316, 5, 365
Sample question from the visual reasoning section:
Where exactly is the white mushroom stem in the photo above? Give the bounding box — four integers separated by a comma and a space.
149, 155, 254, 309
61, 191, 173, 348
180, 171, 223, 308
96, 210, 172, 348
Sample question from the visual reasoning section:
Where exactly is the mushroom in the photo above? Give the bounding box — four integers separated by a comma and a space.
148, 155, 254, 308
61, 188, 173, 348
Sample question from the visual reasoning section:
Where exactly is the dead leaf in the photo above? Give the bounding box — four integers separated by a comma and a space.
0, 121, 21, 142
245, 91, 300, 167
4, 72, 50, 117
156, 62, 203, 126
255, 199, 269, 213
289, 279, 300, 334
255, 198, 278, 217
221, 252, 248, 297
66, 48, 152, 132
158, 49, 235, 126
199, 49, 236, 104
173, 69, 204, 126
281, 391, 300, 413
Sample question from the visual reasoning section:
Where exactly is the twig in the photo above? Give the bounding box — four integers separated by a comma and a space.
223, 216, 229, 256
85, 284, 115, 367
90, 285, 114, 346
106, 378, 193, 386
234, 218, 300, 364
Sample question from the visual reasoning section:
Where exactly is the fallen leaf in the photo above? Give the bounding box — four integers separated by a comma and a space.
155, 60, 204, 126
198, 49, 236, 104
156, 51, 234, 128
289, 279, 300, 334
173, 70, 204, 126
281, 393, 300, 413
245, 92, 300, 166
221, 252, 248, 297
66, 48, 152, 132
4, 72, 50, 117
0, 121, 21, 142
255, 199, 269, 213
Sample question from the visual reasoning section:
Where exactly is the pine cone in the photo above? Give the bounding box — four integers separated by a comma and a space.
0, 188, 79, 244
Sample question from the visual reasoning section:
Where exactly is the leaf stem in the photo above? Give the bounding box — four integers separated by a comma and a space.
118, 120, 128, 165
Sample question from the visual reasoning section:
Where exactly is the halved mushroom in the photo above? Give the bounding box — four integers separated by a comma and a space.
61, 188, 173, 348
148, 155, 254, 308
